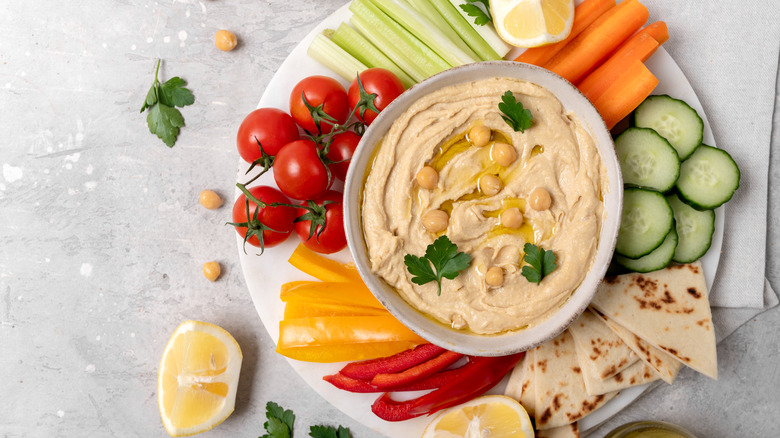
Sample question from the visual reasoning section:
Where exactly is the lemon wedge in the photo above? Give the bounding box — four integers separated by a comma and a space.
422, 394, 535, 438
491, 0, 574, 48
157, 320, 243, 437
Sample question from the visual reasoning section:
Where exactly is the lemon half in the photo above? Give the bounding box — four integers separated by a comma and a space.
157, 320, 243, 437
422, 394, 535, 438
491, 0, 574, 48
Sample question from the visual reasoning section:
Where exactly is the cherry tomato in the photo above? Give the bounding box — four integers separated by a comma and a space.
326, 131, 361, 182
295, 190, 347, 254
273, 139, 332, 200
348, 68, 405, 125
236, 108, 300, 162
289, 76, 349, 134
231, 185, 297, 251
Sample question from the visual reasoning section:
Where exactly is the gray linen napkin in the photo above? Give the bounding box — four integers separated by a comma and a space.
641, 0, 780, 311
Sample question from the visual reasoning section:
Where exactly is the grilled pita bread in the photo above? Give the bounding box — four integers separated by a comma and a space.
591, 308, 683, 384
536, 422, 580, 438
504, 348, 536, 416
584, 358, 659, 396
568, 308, 638, 381
591, 262, 717, 379
534, 330, 618, 430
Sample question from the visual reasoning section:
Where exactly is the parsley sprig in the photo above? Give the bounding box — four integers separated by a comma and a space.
459, 0, 493, 26
499, 90, 533, 133
404, 235, 472, 296
259, 401, 351, 438
140, 59, 194, 147
521, 243, 557, 284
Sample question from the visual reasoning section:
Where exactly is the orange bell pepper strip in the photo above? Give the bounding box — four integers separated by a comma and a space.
281, 280, 319, 294
280, 281, 385, 309
288, 243, 362, 283
283, 301, 388, 319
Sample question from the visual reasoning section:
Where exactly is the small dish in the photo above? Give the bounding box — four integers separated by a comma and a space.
605, 421, 698, 438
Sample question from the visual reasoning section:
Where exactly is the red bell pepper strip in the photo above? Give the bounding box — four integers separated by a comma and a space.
339, 343, 446, 380
370, 352, 525, 421
325, 361, 470, 393
370, 350, 463, 389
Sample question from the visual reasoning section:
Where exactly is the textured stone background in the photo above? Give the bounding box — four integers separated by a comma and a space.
0, 1, 777, 437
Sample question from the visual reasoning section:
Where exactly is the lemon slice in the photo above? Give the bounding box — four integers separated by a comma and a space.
491, 0, 574, 48
422, 395, 535, 438
157, 320, 243, 437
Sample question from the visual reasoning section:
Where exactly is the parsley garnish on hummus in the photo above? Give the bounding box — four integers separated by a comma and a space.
521, 243, 557, 284
499, 90, 533, 133
404, 235, 472, 296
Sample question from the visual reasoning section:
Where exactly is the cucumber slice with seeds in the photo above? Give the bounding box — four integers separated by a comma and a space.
634, 95, 704, 160
616, 225, 677, 273
615, 187, 674, 259
666, 192, 715, 263
676, 144, 740, 210
615, 127, 680, 192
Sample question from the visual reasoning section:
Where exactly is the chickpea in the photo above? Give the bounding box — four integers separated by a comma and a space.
500, 207, 524, 228
422, 209, 449, 233
215, 29, 238, 51
479, 174, 502, 196
199, 189, 223, 209
469, 125, 491, 148
202, 261, 221, 281
485, 266, 504, 287
529, 187, 552, 211
416, 166, 439, 190
492, 142, 517, 167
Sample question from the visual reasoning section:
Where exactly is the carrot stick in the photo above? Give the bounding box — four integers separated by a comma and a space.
578, 28, 662, 102
641, 20, 669, 44
514, 0, 616, 66
543, 0, 649, 84
592, 60, 658, 129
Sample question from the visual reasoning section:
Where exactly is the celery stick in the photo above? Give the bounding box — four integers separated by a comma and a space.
368, 0, 478, 67
350, 0, 449, 81
428, 0, 501, 61
307, 33, 368, 83
449, 0, 512, 58
329, 23, 415, 88
403, 0, 479, 61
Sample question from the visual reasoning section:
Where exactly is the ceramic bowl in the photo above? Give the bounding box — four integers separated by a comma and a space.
343, 61, 622, 356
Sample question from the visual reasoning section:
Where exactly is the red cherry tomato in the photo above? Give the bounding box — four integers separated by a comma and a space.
326, 131, 361, 182
289, 76, 349, 134
236, 108, 299, 162
231, 186, 298, 251
295, 190, 347, 254
348, 68, 406, 125
273, 139, 332, 200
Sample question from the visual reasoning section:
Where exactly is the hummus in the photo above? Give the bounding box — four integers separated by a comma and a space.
362, 77, 607, 335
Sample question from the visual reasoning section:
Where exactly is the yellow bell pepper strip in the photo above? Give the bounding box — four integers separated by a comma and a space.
288, 243, 363, 283
281, 280, 319, 294
283, 301, 388, 319
277, 315, 426, 362
280, 281, 384, 309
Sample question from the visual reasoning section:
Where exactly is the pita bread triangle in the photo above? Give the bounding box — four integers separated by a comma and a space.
568, 308, 638, 382
590, 262, 717, 379
536, 422, 580, 438
591, 307, 682, 384
533, 330, 618, 430
583, 358, 660, 396
504, 348, 536, 416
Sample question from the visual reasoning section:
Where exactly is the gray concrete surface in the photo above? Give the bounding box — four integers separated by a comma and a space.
1, 1, 778, 437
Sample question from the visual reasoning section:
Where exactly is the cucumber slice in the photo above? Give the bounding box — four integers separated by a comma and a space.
676, 144, 741, 210
666, 192, 715, 263
634, 95, 704, 160
616, 187, 674, 259
616, 226, 677, 273
615, 127, 680, 192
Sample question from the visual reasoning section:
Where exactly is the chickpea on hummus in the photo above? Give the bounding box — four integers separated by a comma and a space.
361, 77, 607, 335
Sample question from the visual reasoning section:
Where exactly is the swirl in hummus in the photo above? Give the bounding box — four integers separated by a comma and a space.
361, 77, 607, 335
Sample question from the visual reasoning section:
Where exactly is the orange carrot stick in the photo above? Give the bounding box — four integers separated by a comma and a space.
514, 0, 616, 66
593, 60, 658, 129
578, 27, 663, 101
543, 0, 649, 84
640, 20, 669, 44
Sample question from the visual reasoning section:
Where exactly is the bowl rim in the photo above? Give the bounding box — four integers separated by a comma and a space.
343, 61, 622, 356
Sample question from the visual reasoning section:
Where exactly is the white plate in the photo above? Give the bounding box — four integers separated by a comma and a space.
236, 3, 723, 436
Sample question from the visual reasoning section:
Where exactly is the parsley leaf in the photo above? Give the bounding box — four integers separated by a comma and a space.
521, 243, 557, 284
498, 90, 533, 133
309, 425, 352, 438
404, 235, 471, 296
140, 59, 194, 147
260, 401, 295, 438
459, 0, 492, 26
